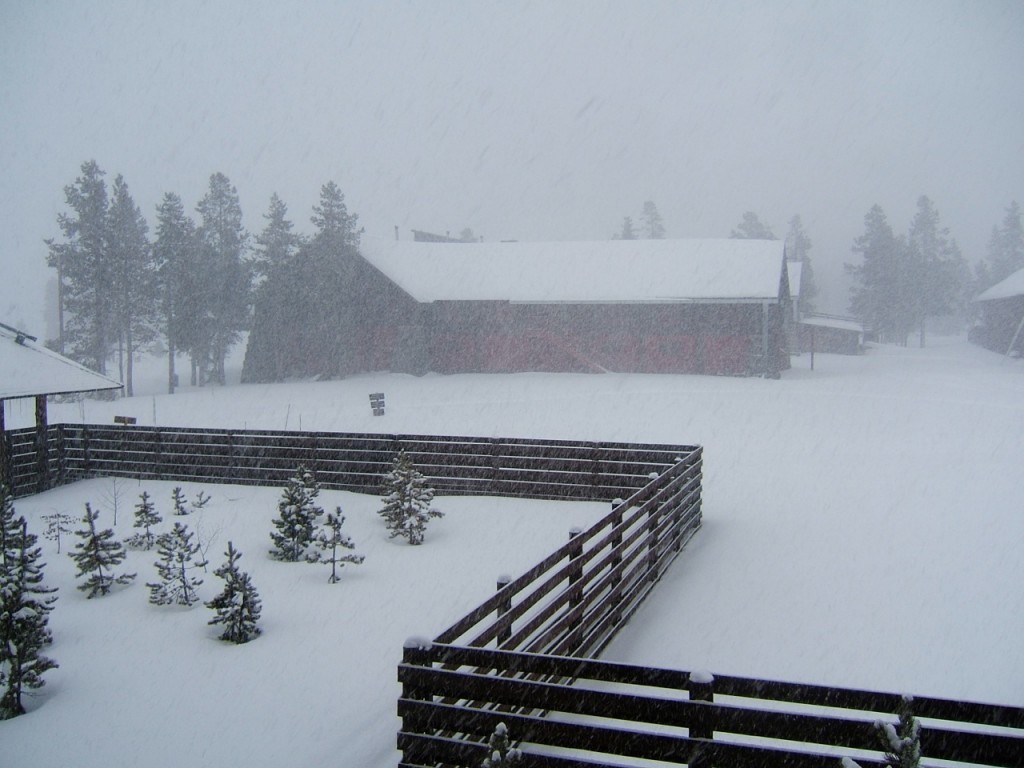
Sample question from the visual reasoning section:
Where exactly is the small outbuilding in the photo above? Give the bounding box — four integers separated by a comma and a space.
0, 322, 121, 493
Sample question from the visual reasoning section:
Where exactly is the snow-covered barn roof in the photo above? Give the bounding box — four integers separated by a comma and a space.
360, 238, 788, 304
0, 323, 122, 400
975, 267, 1024, 302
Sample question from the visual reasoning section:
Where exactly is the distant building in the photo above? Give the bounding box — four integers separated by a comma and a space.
334, 238, 792, 378
970, 267, 1024, 356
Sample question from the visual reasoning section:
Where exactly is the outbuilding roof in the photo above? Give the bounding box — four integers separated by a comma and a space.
975, 267, 1024, 302
0, 323, 122, 400
360, 238, 788, 304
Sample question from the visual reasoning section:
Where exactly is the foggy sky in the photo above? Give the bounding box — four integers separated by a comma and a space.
2, 0, 1023, 333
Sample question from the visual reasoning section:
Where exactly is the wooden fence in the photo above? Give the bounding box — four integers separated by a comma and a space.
398, 643, 1024, 767
1, 423, 696, 502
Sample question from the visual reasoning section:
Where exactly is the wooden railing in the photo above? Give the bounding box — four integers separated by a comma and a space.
1, 423, 696, 502
398, 644, 1024, 767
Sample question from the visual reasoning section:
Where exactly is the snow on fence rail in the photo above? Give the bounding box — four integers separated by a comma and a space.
1, 423, 695, 501
398, 643, 1024, 768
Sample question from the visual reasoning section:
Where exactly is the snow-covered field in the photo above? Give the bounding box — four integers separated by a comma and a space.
3, 336, 1022, 768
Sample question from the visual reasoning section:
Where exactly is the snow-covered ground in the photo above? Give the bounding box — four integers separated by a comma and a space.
2, 336, 1022, 767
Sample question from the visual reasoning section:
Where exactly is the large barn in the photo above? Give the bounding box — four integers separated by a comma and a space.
341, 237, 792, 378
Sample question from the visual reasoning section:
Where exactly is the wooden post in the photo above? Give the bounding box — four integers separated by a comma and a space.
689, 670, 715, 768
609, 499, 625, 626
0, 398, 7, 491
496, 575, 512, 646
568, 527, 583, 609
35, 394, 48, 493
400, 637, 433, 765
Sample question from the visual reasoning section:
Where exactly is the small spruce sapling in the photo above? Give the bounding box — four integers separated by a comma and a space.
192, 490, 211, 510
125, 491, 162, 550
147, 522, 206, 606
378, 451, 443, 545
206, 541, 262, 644
841, 697, 922, 768
875, 696, 922, 768
269, 466, 324, 561
41, 511, 76, 554
171, 486, 190, 516
481, 722, 522, 767
315, 508, 365, 582
70, 503, 136, 598
0, 496, 58, 719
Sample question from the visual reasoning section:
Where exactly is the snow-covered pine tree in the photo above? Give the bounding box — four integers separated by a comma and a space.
206, 541, 261, 644
70, 503, 136, 598
314, 508, 364, 583
481, 722, 523, 767
171, 486, 189, 516
268, 466, 324, 561
875, 696, 922, 768
41, 511, 76, 554
147, 522, 206, 606
125, 491, 162, 549
378, 451, 443, 545
0, 486, 58, 719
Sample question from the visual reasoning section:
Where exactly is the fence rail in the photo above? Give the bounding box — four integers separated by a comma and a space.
2, 423, 695, 502
399, 643, 1024, 768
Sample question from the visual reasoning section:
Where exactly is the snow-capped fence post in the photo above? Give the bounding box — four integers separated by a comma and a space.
496, 574, 512, 645
688, 670, 715, 768
400, 637, 433, 704
568, 527, 583, 610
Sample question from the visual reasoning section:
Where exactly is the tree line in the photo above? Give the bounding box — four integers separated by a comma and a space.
45, 161, 361, 394
844, 196, 1022, 347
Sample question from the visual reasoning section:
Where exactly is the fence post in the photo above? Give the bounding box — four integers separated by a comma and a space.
496, 574, 512, 646
648, 473, 661, 583
400, 637, 434, 765
568, 527, 583, 609
56, 424, 67, 487
688, 670, 715, 768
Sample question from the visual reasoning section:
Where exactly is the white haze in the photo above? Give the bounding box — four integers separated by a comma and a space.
2, 0, 1023, 331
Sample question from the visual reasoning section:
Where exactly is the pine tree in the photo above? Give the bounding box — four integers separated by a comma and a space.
206, 541, 261, 644
125, 491, 162, 550
41, 511, 76, 554
0, 486, 58, 719
378, 452, 443, 545
785, 214, 818, 315
147, 522, 206, 606
640, 200, 666, 239
107, 174, 157, 397
481, 722, 523, 767
194, 172, 251, 386
874, 696, 922, 768
269, 466, 324, 562
846, 205, 915, 344
730, 211, 775, 240
615, 216, 637, 240
906, 195, 968, 346
45, 160, 112, 370
252, 192, 301, 284
315, 509, 364, 583
70, 503, 135, 598
153, 192, 198, 395
979, 201, 1024, 289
